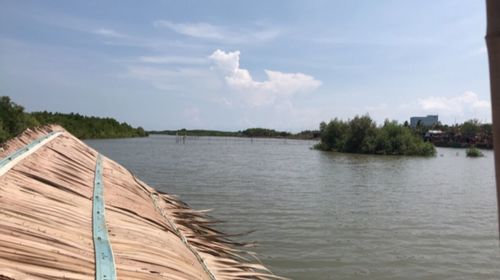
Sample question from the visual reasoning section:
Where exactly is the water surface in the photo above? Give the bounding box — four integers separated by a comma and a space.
86, 135, 500, 280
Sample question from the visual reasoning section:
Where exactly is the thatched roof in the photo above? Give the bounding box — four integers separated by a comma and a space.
0, 126, 282, 280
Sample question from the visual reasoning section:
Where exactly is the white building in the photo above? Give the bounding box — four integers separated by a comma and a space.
410, 115, 438, 128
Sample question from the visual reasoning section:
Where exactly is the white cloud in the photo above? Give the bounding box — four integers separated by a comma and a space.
125, 49, 321, 129
93, 28, 126, 38
209, 49, 321, 106
417, 91, 491, 122
418, 91, 490, 113
153, 20, 280, 43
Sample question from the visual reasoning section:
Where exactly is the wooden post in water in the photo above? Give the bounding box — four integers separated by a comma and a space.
486, 0, 500, 237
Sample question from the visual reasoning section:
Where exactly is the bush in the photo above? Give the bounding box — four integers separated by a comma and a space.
466, 146, 484, 157
315, 115, 436, 156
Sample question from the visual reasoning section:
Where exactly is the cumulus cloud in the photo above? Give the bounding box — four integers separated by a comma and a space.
209, 49, 321, 106
154, 21, 280, 43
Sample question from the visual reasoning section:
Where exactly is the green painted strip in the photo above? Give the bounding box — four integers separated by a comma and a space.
92, 154, 116, 280
0, 131, 59, 169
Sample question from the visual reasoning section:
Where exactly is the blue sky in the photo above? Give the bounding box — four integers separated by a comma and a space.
0, 0, 491, 131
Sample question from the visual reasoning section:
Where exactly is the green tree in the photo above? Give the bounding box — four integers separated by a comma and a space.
461, 119, 481, 138
319, 118, 348, 151
315, 116, 435, 156
0, 96, 39, 142
0, 96, 26, 135
344, 115, 377, 153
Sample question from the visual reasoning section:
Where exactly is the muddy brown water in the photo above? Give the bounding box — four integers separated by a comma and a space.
87, 135, 500, 280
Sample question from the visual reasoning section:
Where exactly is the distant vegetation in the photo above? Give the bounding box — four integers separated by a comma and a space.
417, 119, 493, 149
149, 128, 320, 140
241, 128, 291, 138
466, 146, 484, 157
0, 96, 147, 142
149, 129, 240, 137
315, 115, 436, 156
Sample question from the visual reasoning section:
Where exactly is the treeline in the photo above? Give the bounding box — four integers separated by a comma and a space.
149, 128, 320, 140
241, 128, 320, 139
0, 96, 147, 142
241, 128, 291, 138
32, 112, 147, 139
316, 115, 436, 156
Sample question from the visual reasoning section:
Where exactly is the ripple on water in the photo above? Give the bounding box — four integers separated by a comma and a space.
86, 137, 500, 280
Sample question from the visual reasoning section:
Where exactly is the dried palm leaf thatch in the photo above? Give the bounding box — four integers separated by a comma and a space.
0, 126, 284, 280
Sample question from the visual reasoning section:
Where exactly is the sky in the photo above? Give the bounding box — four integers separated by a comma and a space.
0, 0, 492, 131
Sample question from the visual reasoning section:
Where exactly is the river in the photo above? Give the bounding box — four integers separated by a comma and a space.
86, 135, 500, 280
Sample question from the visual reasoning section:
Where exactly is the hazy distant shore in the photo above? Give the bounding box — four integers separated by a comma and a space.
148, 128, 320, 140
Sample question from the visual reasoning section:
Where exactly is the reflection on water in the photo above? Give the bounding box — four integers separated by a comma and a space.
87, 135, 500, 280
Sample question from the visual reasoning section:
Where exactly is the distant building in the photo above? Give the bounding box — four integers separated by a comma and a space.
424, 129, 443, 140
410, 115, 438, 128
